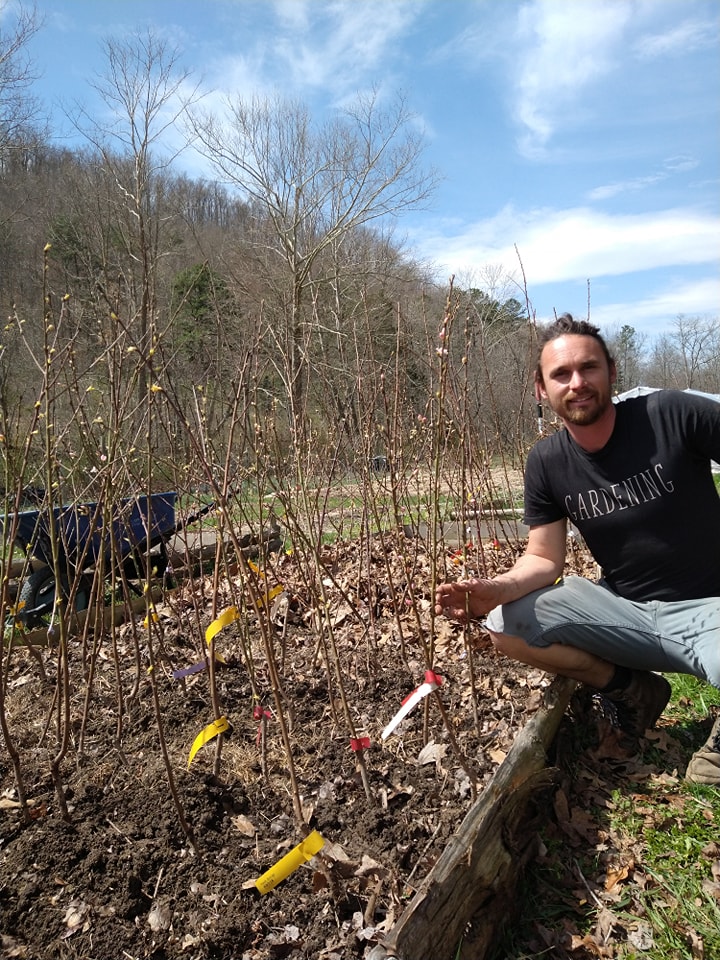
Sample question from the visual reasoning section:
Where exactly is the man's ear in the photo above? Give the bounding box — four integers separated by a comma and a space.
609, 360, 617, 385
534, 372, 546, 401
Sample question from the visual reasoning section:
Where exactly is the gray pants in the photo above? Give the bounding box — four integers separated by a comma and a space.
485, 576, 720, 688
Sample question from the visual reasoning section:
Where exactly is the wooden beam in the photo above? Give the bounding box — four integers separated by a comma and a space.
3, 589, 163, 649
367, 675, 577, 960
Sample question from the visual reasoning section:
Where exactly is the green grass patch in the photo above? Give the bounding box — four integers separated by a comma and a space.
497, 675, 720, 959
605, 779, 720, 958
666, 672, 720, 721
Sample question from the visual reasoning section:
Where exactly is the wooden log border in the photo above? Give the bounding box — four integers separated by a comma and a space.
367, 675, 577, 960
4, 589, 164, 649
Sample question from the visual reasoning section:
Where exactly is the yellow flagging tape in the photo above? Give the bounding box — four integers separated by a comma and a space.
188, 716, 230, 768
255, 584, 284, 609
255, 830, 325, 894
205, 606, 239, 645
204, 607, 238, 664
246, 559, 285, 609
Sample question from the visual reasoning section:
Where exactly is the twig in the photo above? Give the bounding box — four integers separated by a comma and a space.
404, 819, 443, 890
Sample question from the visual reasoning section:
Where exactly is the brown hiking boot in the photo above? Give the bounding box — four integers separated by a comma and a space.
685, 716, 720, 786
602, 670, 671, 740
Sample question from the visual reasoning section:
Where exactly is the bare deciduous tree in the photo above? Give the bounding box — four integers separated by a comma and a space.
187, 89, 438, 420
72, 30, 201, 409
0, 0, 42, 160
669, 314, 719, 390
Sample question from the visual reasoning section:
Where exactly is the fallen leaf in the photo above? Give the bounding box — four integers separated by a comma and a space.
569, 932, 608, 956
354, 854, 388, 879
232, 814, 257, 837
312, 870, 329, 891
416, 741, 447, 766
701, 879, 720, 901
594, 905, 618, 943
687, 928, 705, 959
627, 923, 654, 950
321, 839, 350, 863
180, 933, 202, 950
605, 860, 633, 892
147, 900, 172, 932
1, 933, 29, 958
61, 900, 90, 939
63, 901, 87, 930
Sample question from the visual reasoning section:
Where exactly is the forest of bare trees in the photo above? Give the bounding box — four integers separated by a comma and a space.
1, 19, 718, 502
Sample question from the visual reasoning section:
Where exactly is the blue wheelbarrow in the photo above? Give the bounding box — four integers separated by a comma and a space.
3, 492, 179, 629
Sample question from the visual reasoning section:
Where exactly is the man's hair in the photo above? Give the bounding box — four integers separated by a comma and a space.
535, 313, 615, 383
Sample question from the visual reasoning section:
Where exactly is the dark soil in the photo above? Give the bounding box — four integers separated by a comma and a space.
0, 534, 600, 960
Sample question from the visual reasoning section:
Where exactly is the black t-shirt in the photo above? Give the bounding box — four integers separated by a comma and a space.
524, 390, 720, 601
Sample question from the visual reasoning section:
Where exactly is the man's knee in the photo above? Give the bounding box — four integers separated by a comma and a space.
487, 629, 532, 661
702, 661, 720, 690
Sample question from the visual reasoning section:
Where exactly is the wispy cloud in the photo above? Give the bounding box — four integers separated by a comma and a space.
587, 156, 699, 200
664, 155, 701, 173
193, 0, 425, 104
588, 174, 667, 202
267, 0, 424, 96
512, 0, 630, 155
411, 204, 720, 287
590, 277, 720, 333
634, 17, 718, 59
508, 2, 718, 159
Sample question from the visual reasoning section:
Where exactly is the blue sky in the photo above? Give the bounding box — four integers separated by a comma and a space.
12, 0, 720, 338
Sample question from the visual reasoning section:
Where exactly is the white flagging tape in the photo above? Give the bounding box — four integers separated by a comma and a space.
381, 670, 443, 740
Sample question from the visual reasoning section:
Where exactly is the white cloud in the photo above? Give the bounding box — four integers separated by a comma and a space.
273, 0, 312, 31
508, 2, 718, 157
412, 204, 720, 288
269, 0, 424, 95
512, 0, 630, 154
587, 155, 699, 199
590, 277, 720, 333
202, 50, 272, 104
186, 0, 425, 106
588, 174, 666, 201
634, 17, 718, 59
664, 155, 700, 173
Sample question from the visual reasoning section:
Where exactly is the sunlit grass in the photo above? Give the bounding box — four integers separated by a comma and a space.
497, 675, 720, 960
607, 783, 720, 959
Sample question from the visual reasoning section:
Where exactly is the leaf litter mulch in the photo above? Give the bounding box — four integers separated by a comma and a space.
0, 534, 717, 960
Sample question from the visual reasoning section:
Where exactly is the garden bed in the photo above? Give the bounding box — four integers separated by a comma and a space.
0, 533, 596, 959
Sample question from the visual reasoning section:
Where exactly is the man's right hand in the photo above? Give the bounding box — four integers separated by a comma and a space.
435, 522, 567, 624
434, 578, 504, 624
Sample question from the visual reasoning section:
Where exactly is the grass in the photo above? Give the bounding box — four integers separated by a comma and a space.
496, 674, 720, 960
606, 778, 720, 958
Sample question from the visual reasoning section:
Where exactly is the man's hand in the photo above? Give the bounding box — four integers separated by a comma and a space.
434, 578, 503, 624
435, 522, 567, 624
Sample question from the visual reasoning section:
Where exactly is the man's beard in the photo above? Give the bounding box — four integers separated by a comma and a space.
554, 390, 611, 426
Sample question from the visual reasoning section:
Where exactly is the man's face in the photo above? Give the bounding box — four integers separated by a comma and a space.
537, 334, 616, 427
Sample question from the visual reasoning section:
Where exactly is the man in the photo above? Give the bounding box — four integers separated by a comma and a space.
435, 314, 720, 785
